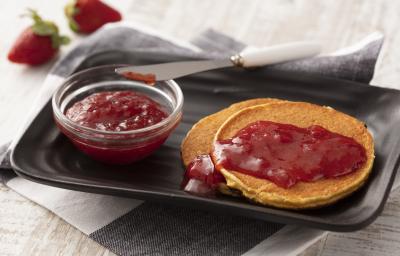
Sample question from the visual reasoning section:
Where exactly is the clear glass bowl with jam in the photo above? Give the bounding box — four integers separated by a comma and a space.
52, 65, 183, 164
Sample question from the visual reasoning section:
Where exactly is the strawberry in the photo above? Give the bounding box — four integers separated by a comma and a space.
65, 0, 122, 34
7, 9, 70, 66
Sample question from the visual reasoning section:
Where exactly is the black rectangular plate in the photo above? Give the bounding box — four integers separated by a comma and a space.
11, 50, 400, 231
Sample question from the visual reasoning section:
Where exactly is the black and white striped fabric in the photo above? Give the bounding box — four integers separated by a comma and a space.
0, 22, 384, 256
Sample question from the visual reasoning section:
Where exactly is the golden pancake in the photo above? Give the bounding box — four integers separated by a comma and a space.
213, 102, 374, 209
181, 98, 284, 167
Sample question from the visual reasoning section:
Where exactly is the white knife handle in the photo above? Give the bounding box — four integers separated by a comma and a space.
236, 42, 321, 68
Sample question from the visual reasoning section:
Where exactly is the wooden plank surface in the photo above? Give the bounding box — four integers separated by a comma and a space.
1, 0, 400, 255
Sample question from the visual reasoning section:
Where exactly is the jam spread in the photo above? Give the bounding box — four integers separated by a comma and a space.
181, 155, 225, 195
213, 121, 367, 188
122, 71, 156, 86
66, 90, 167, 131
182, 120, 367, 194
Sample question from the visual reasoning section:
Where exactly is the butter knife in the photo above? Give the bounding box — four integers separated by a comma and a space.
115, 41, 321, 81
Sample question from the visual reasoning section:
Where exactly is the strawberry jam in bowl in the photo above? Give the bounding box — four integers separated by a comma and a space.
52, 65, 183, 164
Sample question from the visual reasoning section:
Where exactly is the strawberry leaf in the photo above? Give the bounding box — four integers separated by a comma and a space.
59, 36, 71, 45
64, 1, 80, 33
32, 21, 58, 36
25, 9, 70, 49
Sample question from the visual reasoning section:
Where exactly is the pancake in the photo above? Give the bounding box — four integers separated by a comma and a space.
212, 102, 374, 209
181, 98, 285, 167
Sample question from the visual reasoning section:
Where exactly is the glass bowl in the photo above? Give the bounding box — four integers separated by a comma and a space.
52, 65, 183, 164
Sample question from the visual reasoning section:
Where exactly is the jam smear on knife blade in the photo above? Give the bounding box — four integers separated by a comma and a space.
122, 71, 156, 86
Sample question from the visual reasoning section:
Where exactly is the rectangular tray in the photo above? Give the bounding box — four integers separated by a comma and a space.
11, 50, 400, 231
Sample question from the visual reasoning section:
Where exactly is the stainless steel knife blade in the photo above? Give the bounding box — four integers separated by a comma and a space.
115, 59, 233, 81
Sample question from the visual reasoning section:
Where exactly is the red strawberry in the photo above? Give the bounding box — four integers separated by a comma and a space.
65, 0, 122, 34
8, 9, 70, 66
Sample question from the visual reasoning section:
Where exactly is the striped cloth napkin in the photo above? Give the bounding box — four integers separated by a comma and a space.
0, 22, 384, 256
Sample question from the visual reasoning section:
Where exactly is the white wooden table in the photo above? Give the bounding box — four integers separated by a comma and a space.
1, 0, 400, 255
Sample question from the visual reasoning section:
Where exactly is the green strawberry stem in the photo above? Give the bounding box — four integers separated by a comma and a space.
26, 9, 70, 49
64, 1, 80, 32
